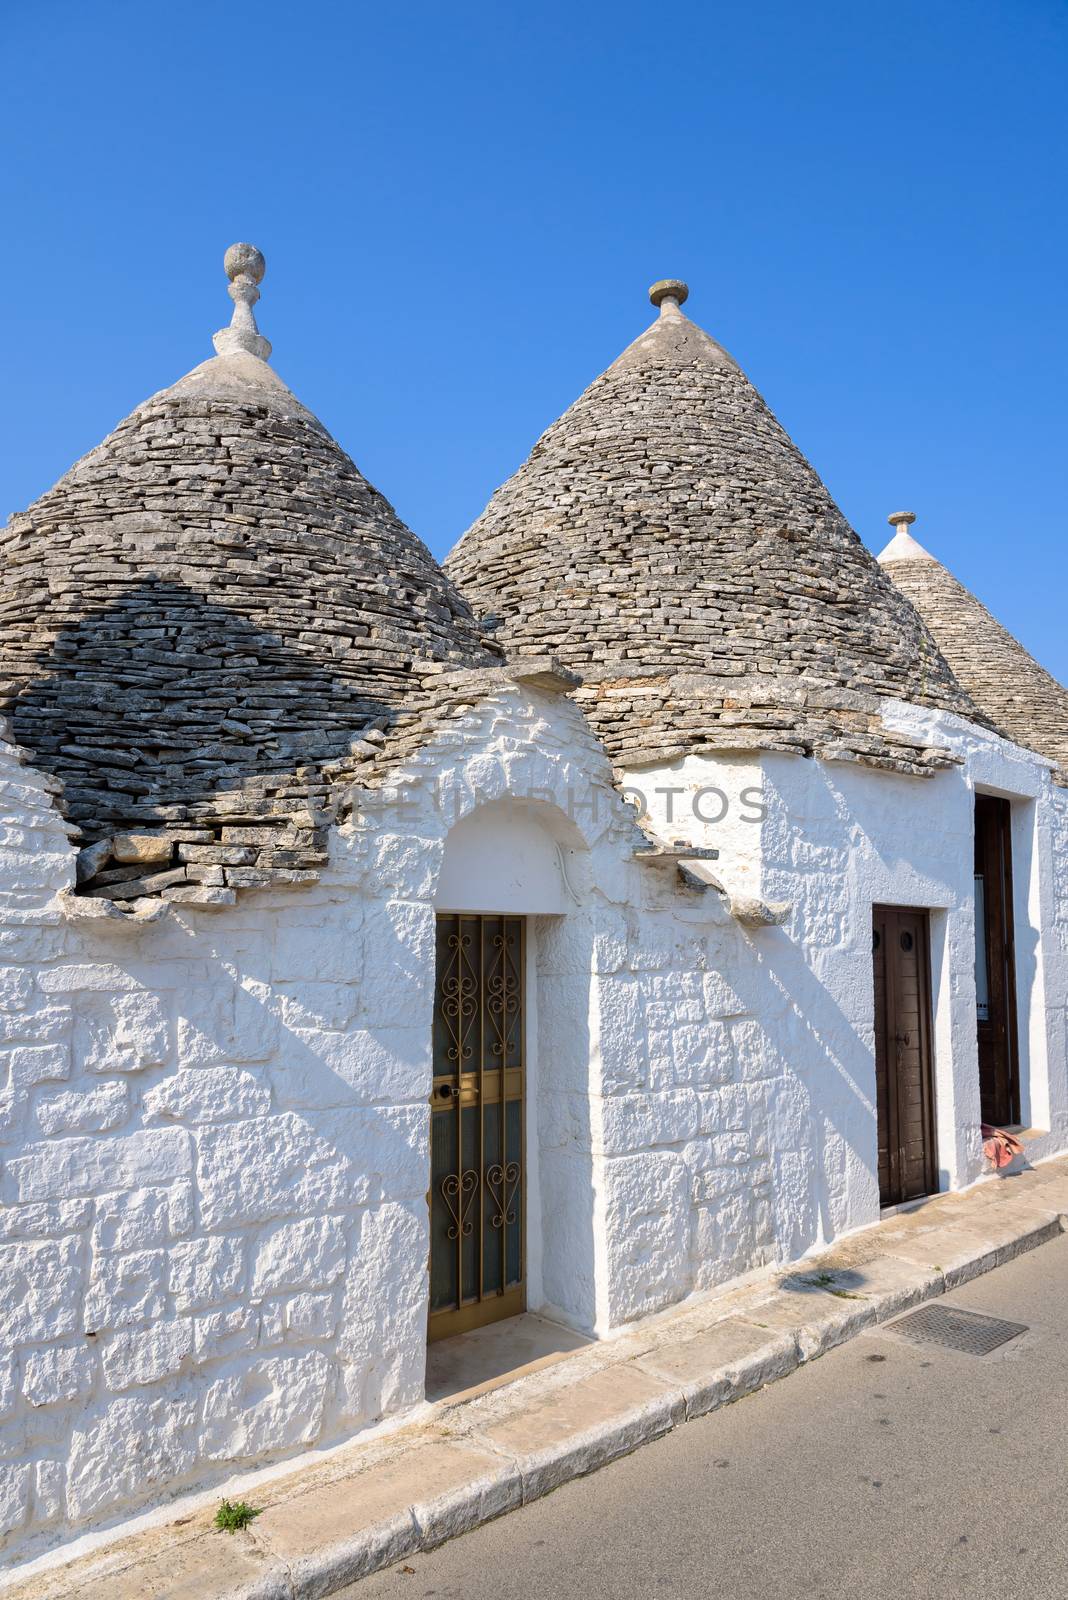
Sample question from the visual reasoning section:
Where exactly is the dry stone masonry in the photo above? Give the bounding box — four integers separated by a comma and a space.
447, 282, 979, 776
0, 250, 499, 913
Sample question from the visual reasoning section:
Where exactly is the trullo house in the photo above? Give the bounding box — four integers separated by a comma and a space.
0, 250, 1064, 1563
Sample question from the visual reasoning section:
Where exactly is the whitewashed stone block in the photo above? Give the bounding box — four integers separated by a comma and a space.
35, 1081, 128, 1136
84, 1250, 168, 1332
357, 902, 435, 1025
0, 1463, 31, 1538
337, 1202, 426, 1370
66, 1390, 197, 1521
0, 967, 34, 1010
143, 1068, 271, 1124
600, 1089, 703, 1152
0, 1088, 23, 1139
285, 1291, 337, 1339
258, 1299, 286, 1347
38, 965, 174, 993
0, 1199, 91, 1241
76, 992, 171, 1073
196, 1113, 365, 1229
193, 1306, 258, 1362
101, 1321, 192, 1389
92, 1188, 174, 1254
0, 1351, 16, 1418
268, 1026, 427, 1110
32, 1459, 65, 1524
23, 1344, 95, 1407
276, 980, 360, 1031
324, 1105, 427, 1200
7, 1128, 191, 1202
597, 977, 646, 1093
273, 922, 361, 983
0, 1002, 71, 1047
201, 1352, 330, 1461
177, 979, 277, 1067
170, 1236, 245, 1313
2, 1042, 71, 1090
252, 1216, 346, 1294
604, 1151, 693, 1320
0, 1239, 82, 1341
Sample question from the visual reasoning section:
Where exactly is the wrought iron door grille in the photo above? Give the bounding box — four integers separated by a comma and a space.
429, 914, 525, 1340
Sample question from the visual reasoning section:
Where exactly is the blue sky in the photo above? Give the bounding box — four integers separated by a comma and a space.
4, 0, 1066, 678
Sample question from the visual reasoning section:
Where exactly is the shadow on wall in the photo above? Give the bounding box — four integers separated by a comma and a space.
3, 578, 399, 836
729, 928, 883, 1258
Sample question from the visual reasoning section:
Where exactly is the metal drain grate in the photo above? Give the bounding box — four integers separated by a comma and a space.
889, 1304, 1028, 1355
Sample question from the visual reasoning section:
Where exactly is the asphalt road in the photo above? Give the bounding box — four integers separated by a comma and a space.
352, 1232, 1068, 1600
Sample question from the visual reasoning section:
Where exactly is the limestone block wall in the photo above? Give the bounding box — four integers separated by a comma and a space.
0, 688, 774, 1565
757, 727, 1067, 1233
6, 685, 1060, 1566
1047, 788, 1068, 1093
621, 706, 1068, 1257
587, 896, 783, 1328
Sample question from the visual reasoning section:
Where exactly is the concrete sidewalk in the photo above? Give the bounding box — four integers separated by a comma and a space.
7, 1157, 1068, 1600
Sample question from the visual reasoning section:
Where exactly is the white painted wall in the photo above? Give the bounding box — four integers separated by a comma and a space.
435, 799, 573, 914
1, 691, 1066, 1567
620, 704, 1068, 1265
0, 689, 744, 1564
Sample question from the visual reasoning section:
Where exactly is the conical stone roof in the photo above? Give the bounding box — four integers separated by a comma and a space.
879, 516, 1068, 783
0, 245, 498, 907
447, 282, 978, 773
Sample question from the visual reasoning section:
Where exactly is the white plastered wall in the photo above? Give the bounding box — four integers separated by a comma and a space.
2, 689, 1066, 1565
621, 702, 1068, 1261
0, 688, 749, 1564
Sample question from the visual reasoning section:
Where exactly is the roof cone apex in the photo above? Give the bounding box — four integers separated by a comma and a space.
165, 348, 312, 419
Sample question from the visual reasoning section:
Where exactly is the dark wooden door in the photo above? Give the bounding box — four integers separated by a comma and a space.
873, 906, 938, 1206
974, 795, 1020, 1127
428, 914, 525, 1342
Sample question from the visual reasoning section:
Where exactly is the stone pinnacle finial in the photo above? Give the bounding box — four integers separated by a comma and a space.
879, 510, 933, 565
649, 279, 689, 314
213, 243, 272, 361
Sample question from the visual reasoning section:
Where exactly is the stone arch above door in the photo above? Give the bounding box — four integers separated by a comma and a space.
435, 798, 588, 915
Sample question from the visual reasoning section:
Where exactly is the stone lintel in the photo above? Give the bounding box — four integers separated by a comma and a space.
505, 656, 583, 693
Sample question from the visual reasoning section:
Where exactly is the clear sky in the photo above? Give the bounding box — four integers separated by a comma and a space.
4, 0, 1066, 679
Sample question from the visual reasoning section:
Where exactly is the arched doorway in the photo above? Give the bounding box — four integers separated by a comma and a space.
429, 800, 586, 1350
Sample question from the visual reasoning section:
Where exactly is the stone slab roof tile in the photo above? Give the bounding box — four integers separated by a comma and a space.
0, 247, 501, 908
446, 283, 980, 773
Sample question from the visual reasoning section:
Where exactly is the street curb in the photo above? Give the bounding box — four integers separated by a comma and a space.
243, 1208, 1067, 1599
7, 1198, 1065, 1600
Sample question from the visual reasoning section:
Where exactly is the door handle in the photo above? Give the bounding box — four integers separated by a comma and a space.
894, 1033, 911, 1046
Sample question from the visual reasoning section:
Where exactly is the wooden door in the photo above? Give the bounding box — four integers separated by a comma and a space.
873, 906, 938, 1206
428, 914, 525, 1341
974, 795, 1020, 1127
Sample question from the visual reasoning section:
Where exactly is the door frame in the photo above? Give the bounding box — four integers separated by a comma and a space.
428, 912, 527, 1343
974, 793, 1021, 1127
872, 904, 939, 1207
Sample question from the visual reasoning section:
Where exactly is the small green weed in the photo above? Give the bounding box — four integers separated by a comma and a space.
214, 1499, 262, 1533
